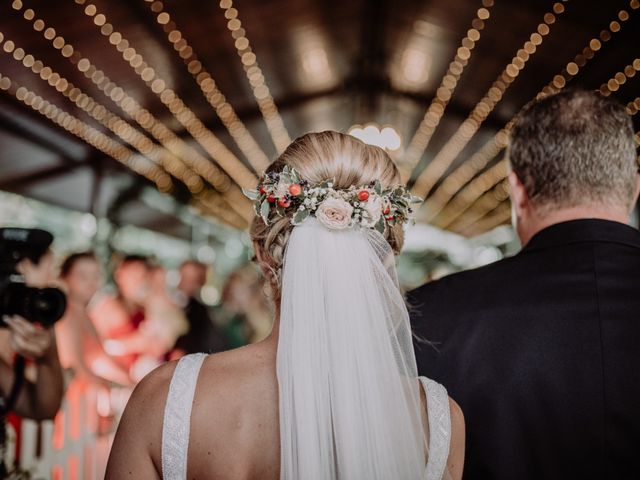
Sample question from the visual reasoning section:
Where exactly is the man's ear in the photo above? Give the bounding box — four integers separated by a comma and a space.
508, 171, 529, 217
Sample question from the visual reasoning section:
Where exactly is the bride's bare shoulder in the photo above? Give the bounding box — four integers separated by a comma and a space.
106, 343, 276, 478
193, 342, 278, 412
105, 359, 177, 479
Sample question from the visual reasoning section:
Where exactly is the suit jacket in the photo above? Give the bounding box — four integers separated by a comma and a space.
408, 219, 640, 479
174, 297, 226, 354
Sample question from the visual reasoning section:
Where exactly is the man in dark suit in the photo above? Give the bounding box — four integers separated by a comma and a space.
408, 89, 640, 479
174, 260, 226, 355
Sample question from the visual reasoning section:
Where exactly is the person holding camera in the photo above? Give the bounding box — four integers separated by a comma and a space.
0, 230, 64, 420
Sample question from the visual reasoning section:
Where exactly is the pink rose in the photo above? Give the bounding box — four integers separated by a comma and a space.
361, 195, 382, 227
316, 197, 354, 230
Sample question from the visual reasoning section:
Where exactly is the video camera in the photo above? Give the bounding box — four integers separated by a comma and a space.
0, 228, 66, 327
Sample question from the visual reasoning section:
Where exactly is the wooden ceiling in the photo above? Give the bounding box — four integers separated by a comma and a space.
0, 0, 638, 239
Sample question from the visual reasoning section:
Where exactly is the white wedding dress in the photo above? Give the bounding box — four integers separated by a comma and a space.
160, 353, 451, 480
161, 219, 452, 479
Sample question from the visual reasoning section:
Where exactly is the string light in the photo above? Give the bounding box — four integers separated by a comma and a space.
0, 31, 207, 195
0, 72, 172, 192
69, 0, 258, 191
539, 4, 636, 99
626, 97, 640, 115
141, 0, 270, 173
419, 129, 508, 222
194, 190, 249, 230
433, 157, 509, 228
410, 1, 567, 200
430, 1, 637, 231
401, 0, 495, 181
12, 1, 252, 221
447, 179, 510, 234
458, 201, 512, 237
348, 124, 402, 150
218, 0, 291, 153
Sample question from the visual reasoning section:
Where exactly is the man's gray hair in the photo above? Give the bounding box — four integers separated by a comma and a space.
508, 89, 637, 212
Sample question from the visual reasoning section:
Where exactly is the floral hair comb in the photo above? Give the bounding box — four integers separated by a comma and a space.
243, 166, 422, 234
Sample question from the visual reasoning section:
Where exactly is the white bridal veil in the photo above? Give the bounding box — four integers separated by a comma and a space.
277, 218, 429, 479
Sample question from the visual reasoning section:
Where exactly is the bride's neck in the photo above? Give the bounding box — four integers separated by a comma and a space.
262, 305, 280, 348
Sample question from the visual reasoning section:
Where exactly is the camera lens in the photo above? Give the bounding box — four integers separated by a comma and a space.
1, 283, 67, 327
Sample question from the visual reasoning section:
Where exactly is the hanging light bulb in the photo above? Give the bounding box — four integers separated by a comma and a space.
348, 124, 402, 151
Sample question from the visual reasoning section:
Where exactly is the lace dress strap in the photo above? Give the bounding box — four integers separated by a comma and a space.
161, 353, 207, 480
419, 377, 452, 480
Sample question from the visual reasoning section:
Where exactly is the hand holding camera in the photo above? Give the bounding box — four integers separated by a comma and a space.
4, 315, 55, 361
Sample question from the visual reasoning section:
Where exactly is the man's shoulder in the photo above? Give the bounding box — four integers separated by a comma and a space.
409, 254, 521, 301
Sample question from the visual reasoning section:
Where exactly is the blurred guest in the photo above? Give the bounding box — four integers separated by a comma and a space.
173, 260, 225, 356
221, 264, 272, 344
55, 252, 130, 387
90, 255, 151, 369
104, 265, 189, 380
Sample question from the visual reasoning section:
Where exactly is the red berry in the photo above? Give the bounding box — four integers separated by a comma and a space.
383, 206, 391, 215
259, 185, 266, 194
289, 184, 302, 196
267, 195, 276, 203
358, 190, 370, 201
278, 198, 291, 208
386, 216, 395, 221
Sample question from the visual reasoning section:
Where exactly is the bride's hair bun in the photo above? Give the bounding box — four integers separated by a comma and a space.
250, 131, 406, 303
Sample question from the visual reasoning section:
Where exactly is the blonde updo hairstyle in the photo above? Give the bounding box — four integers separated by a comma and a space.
250, 131, 405, 303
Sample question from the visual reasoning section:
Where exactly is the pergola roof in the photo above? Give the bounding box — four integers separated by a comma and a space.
0, 0, 638, 239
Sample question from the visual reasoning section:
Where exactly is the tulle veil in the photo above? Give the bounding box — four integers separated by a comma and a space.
277, 217, 431, 479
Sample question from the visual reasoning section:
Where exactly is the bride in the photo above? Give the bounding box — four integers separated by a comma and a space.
106, 131, 465, 479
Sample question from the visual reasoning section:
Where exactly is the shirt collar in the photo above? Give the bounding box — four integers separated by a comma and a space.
521, 218, 640, 253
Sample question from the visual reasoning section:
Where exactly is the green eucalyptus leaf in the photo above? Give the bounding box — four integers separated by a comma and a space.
374, 216, 386, 235
242, 188, 260, 201
260, 199, 271, 224
292, 209, 310, 225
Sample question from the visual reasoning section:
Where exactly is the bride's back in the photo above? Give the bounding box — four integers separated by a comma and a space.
108, 340, 281, 479
174, 343, 280, 479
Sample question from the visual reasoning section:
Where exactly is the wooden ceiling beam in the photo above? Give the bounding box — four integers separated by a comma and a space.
0, 104, 81, 167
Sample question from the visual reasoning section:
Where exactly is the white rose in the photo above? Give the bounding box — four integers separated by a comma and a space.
316, 197, 354, 230
361, 195, 382, 227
